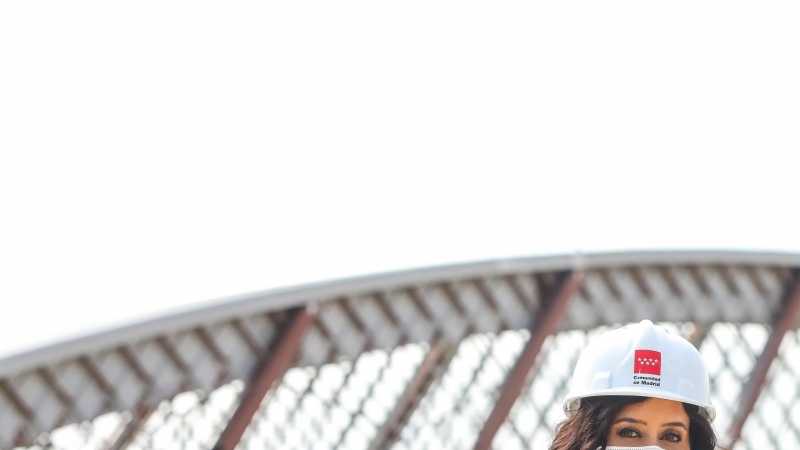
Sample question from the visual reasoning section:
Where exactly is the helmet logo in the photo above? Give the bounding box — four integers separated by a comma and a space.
634, 349, 661, 376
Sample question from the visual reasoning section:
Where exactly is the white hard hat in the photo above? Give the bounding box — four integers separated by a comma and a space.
563, 320, 715, 422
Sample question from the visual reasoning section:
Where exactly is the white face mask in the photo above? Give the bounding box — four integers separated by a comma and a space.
602, 447, 667, 450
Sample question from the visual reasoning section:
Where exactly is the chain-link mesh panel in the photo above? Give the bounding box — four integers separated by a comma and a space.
126, 383, 243, 450
493, 329, 597, 449
737, 329, 800, 450
4, 260, 800, 450
239, 343, 427, 450
10, 322, 800, 450
700, 322, 769, 436
14, 412, 125, 450
10, 382, 242, 450
388, 330, 527, 449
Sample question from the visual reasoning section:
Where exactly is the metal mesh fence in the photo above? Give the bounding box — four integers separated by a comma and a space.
15, 383, 244, 450
3, 259, 800, 450
701, 323, 767, 436
394, 331, 526, 449
737, 329, 800, 450
494, 328, 598, 450
242, 343, 427, 450
10, 321, 799, 450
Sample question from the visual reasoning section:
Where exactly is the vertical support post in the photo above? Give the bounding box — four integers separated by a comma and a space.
213, 304, 318, 450
367, 338, 456, 450
473, 271, 583, 450
727, 274, 800, 446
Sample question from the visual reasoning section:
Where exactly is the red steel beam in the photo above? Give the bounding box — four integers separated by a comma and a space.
104, 406, 154, 450
727, 273, 800, 446
0, 378, 36, 447
213, 304, 318, 450
473, 271, 583, 450
367, 338, 456, 450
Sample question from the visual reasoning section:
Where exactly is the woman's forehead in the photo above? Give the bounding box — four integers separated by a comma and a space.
614, 398, 690, 423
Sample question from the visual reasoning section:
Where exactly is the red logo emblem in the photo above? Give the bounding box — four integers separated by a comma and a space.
634, 350, 661, 376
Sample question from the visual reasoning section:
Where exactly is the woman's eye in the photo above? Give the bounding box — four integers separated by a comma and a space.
617, 428, 641, 438
662, 432, 683, 443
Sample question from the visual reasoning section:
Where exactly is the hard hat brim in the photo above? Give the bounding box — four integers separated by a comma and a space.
563, 386, 716, 422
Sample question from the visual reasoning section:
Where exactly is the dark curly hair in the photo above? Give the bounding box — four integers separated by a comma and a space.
549, 396, 719, 450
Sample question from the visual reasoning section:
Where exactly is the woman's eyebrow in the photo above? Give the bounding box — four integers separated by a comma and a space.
661, 421, 688, 431
613, 417, 647, 425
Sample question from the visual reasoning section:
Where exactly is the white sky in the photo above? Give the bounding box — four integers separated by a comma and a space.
1, 1, 799, 359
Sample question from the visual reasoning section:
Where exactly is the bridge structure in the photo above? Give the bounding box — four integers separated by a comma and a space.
2, 251, 800, 449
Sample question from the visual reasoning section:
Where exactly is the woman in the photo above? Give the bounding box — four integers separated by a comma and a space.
550, 320, 719, 450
